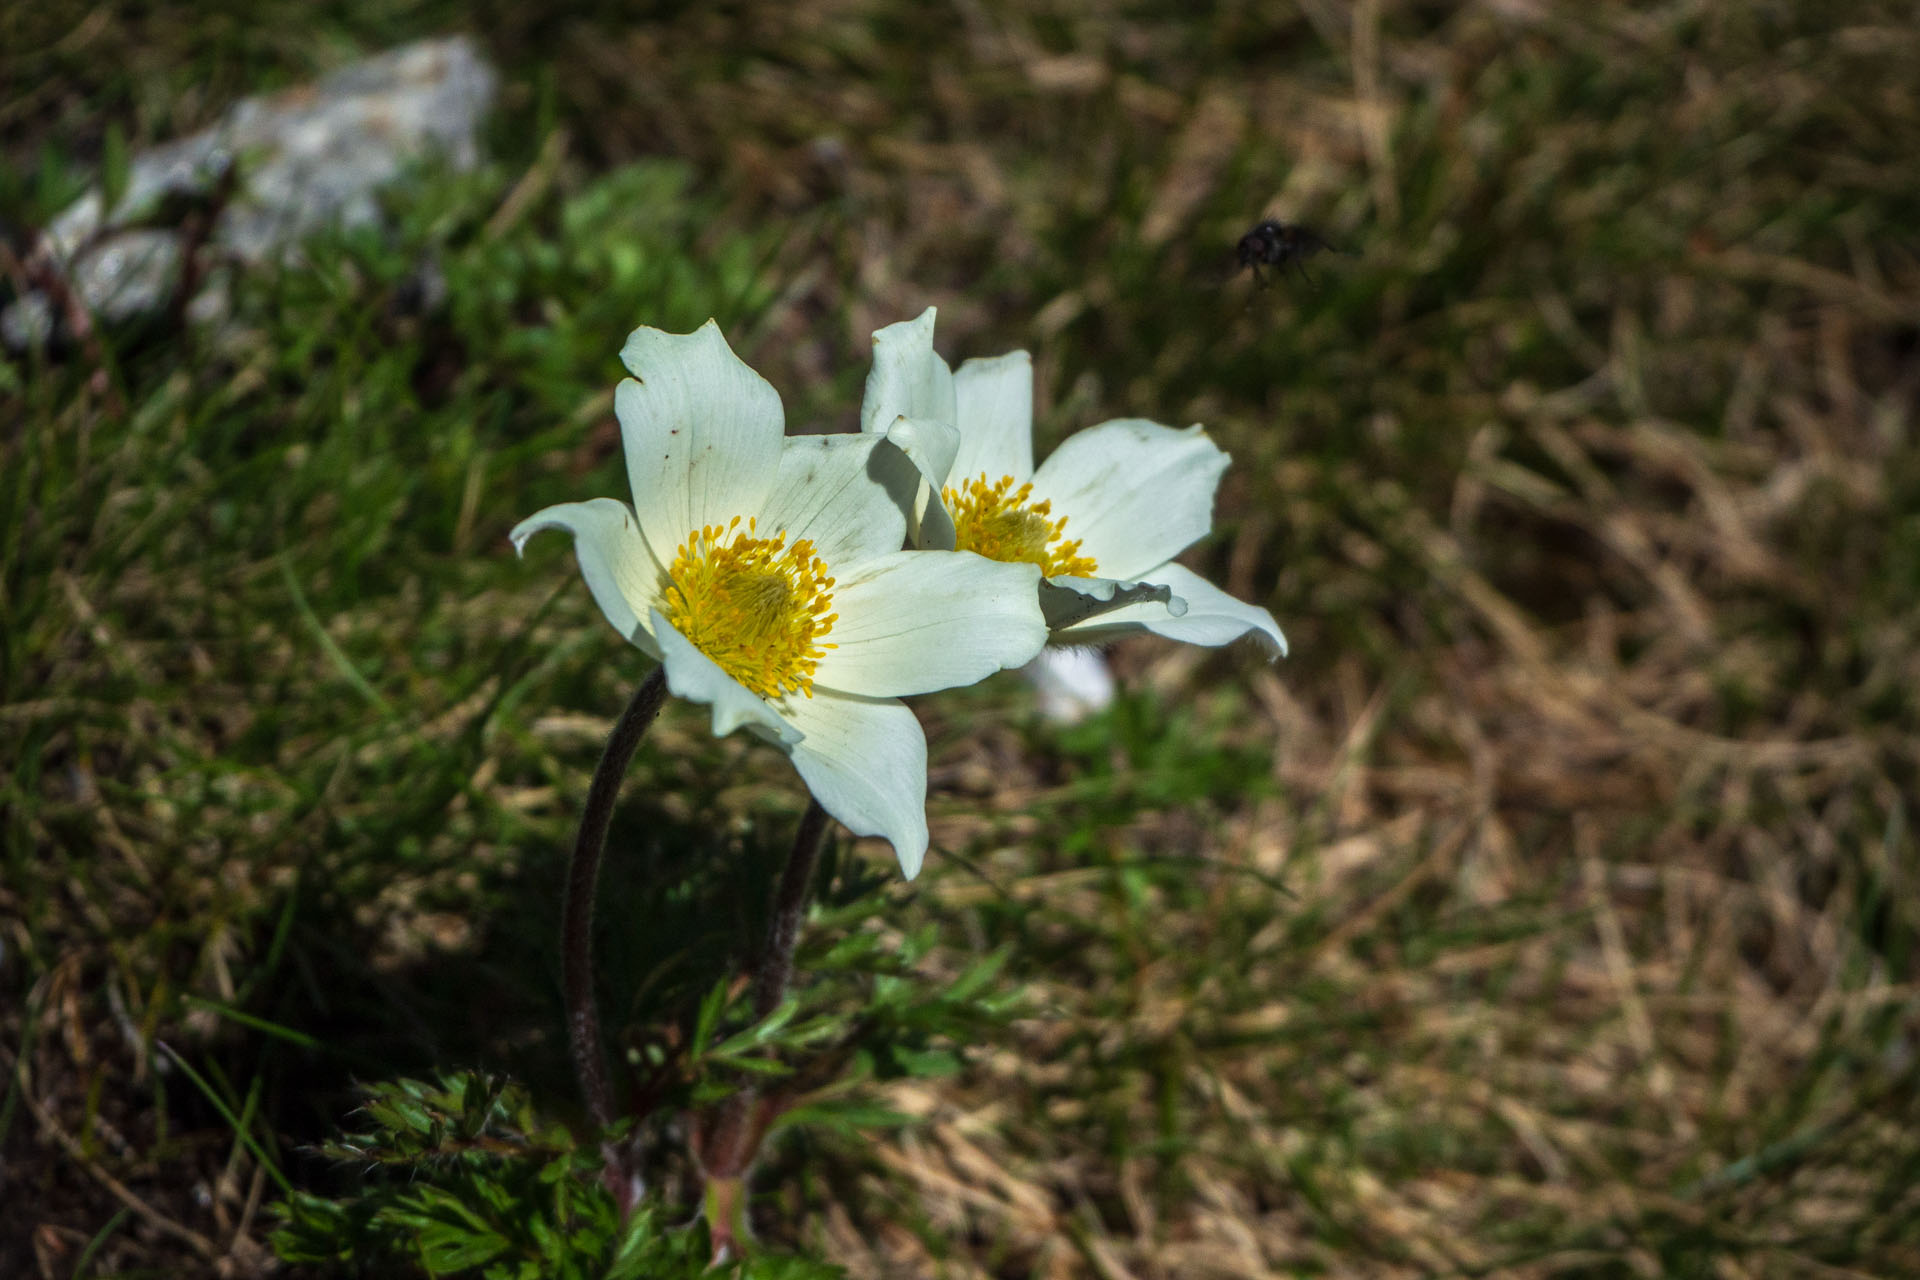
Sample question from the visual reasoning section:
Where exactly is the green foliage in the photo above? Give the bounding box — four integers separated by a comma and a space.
265, 863, 1023, 1272
274, 1073, 842, 1279
0, 142, 808, 1270
696, 904, 1023, 1112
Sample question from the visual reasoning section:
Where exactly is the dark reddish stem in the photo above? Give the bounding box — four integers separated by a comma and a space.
752, 798, 830, 1019
564, 668, 668, 1131
698, 798, 832, 1259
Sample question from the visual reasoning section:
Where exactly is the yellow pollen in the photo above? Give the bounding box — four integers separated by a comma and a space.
943, 473, 1098, 578
661, 515, 837, 700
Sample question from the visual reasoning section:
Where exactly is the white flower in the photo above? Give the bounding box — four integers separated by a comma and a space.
861, 309, 1287, 657
1024, 647, 1116, 725
513, 321, 1049, 877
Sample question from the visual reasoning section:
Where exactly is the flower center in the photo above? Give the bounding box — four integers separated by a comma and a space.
944, 473, 1098, 578
662, 516, 837, 700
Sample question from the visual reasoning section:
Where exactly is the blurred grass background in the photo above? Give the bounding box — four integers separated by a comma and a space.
4, 0, 1919, 1275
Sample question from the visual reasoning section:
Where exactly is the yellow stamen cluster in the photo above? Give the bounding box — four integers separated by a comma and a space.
944, 473, 1098, 578
661, 516, 837, 700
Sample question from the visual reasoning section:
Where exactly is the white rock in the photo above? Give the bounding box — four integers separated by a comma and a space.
4, 36, 497, 348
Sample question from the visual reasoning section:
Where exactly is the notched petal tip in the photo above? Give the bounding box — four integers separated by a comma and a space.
618, 316, 738, 381
862, 311, 956, 438
870, 306, 937, 346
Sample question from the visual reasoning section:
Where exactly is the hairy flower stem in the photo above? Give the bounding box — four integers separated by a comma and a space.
700, 798, 832, 1260
563, 668, 668, 1133
753, 798, 830, 1019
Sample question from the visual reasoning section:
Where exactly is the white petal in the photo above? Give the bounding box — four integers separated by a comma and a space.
759, 433, 913, 569
649, 609, 803, 745
880, 415, 960, 491
1037, 575, 1181, 631
880, 416, 960, 550
860, 308, 955, 436
617, 321, 784, 560
1053, 562, 1287, 657
782, 691, 930, 878
812, 552, 1046, 697
510, 499, 664, 657
913, 487, 958, 553
951, 350, 1034, 485
1031, 419, 1229, 581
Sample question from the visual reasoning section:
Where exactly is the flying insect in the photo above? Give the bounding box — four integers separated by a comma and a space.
1235, 220, 1353, 287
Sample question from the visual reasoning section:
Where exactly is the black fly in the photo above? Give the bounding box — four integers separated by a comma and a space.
1235, 220, 1352, 288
